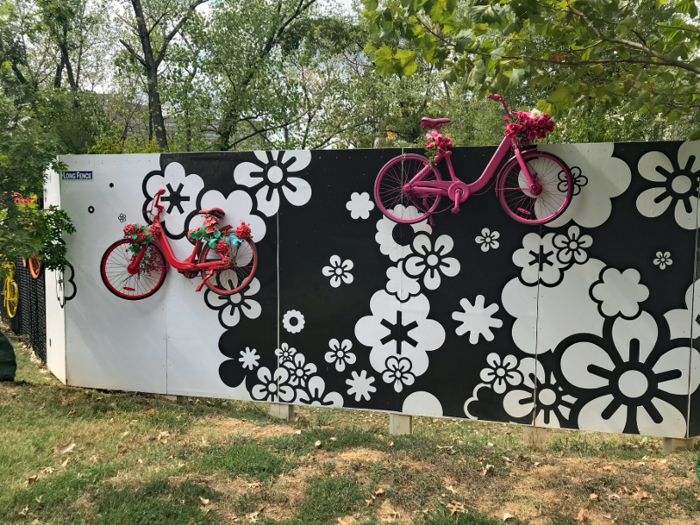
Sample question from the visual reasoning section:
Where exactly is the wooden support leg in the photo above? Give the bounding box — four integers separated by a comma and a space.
523, 426, 548, 450
389, 414, 413, 435
663, 437, 696, 454
270, 403, 295, 422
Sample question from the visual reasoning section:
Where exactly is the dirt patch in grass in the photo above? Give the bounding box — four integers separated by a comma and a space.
193, 416, 296, 441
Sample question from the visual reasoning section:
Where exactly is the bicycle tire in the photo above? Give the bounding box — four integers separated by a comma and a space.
100, 240, 167, 300
200, 239, 257, 295
374, 153, 442, 224
6, 279, 18, 318
28, 255, 40, 279
497, 151, 573, 224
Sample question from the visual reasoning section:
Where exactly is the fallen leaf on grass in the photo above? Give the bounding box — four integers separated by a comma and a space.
373, 488, 385, 496
295, 430, 302, 435
481, 464, 494, 476
61, 397, 76, 406
446, 485, 456, 494
199, 497, 210, 506
387, 441, 394, 447
487, 442, 494, 447
26, 475, 38, 484
330, 437, 337, 442
18, 505, 28, 515
503, 513, 515, 521
589, 493, 598, 501
446, 502, 466, 516
60, 458, 70, 468
41, 467, 55, 475
608, 494, 620, 501
437, 445, 455, 454
695, 493, 700, 501
366, 498, 374, 507
576, 509, 585, 522
337, 517, 356, 525
68, 410, 76, 415
57, 442, 75, 454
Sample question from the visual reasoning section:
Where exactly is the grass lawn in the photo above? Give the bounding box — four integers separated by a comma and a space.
1, 336, 699, 525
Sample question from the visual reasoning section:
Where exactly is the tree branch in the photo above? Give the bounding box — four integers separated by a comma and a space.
119, 39, 148, 68
155, 0, 209, 67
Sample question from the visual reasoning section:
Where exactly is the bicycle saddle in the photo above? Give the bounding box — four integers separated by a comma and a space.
198, 208, 225, 219
420, 117, 451, 130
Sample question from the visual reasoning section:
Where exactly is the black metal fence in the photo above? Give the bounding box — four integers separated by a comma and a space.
0, 258, 46, 361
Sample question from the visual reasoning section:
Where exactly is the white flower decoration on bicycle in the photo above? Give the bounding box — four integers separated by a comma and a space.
354, 290, 445, 379
375, 204, 431, 262
233, 150, 312, 217
403, 233, 460, 291
145, 162, 204, 238
203, 278, 262, 328
636, 142, 700, 230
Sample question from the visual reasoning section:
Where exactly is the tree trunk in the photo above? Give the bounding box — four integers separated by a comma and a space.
130, 0, 168, 149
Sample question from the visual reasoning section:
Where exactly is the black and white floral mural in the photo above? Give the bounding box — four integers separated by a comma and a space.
56, 141, 700, 438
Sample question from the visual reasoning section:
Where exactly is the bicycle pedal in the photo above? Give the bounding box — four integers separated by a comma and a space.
451, 207, 460, 214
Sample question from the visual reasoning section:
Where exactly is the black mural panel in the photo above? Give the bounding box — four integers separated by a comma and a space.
134, 141, 700, 438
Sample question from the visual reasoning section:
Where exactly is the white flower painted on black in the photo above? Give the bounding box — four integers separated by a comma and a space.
275, 343, 297, 364
346, 192, 375, 219
503, 358, 576, 428
591, 267, 649, 319
479, 353, 522, 394
203, 278, 262, 328
552, 225, 593, 265
239, 347, 260, 370
559, 312, 700, 437
382, 356, 415, 393
385, 262, 420, 301
282, 353, 317, 387
233, 150, 312, 217
375, 204, 431, 262
475, 228, 500, 252
321, 256, 354, 288
325, 339, 356, 372
452, 296, 503, 344
282, 309, 305, 333
403, 233, 460, 290
251, 366, 294, 402
297, 376, 344, 407
653, 251, 673, 270
636, 142, 700, 230
144, 162, 204, 238
346, 370, 377, 402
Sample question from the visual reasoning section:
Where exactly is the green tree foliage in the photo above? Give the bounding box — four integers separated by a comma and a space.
362, 0, 700, 138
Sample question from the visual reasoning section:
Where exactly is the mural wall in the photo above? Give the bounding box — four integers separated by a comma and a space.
46, 142, 700, 438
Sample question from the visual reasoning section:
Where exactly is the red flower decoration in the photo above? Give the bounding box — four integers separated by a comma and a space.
235, 222, 252, 241
215, 239, 230, 257
149, 223, 162, 239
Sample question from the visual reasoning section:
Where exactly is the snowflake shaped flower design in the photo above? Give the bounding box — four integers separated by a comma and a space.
346, 192, 375, 219
275, 343, 297, 363
233, 150, 312, 217
325, 339, 356, 372
475, 228, 500, 252
653, 251, 672, 270
552, 225, 593, 265
479, 353, 522, 394
382, 356, 416, 393
239, 347, 260, 370
282, 353, 317, 387
204, 278, 262, 328
591, 267, 649, 319
321, 255, 354, 288
636, 142, 700, 230
403, 233, 460, 290
282, 310, 305, 333
346, 370, 376, 402
452, 296, 503, 344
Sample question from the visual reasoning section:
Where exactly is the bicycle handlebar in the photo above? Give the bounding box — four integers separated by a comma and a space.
487, 93, 515, 119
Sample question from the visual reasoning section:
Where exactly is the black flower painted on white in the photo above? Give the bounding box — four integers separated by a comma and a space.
552, 226, 593, 265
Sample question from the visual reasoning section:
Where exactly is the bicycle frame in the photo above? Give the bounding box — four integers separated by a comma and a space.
127, 190, 226, 280
408, 134, 539, 211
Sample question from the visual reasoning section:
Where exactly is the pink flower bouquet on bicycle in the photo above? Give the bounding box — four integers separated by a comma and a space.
100, 188, 257, 300
374, 94, 573, 225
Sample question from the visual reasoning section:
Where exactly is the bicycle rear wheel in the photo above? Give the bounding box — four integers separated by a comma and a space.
374, 154, 442, 224
200, 239, 257, 295
497, 151, 573, 224
101, 240, 167, 300
28, 255, 40, 279
5, 278, 17, 318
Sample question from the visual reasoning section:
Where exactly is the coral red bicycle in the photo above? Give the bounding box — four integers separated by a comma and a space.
374, 94, 573, 224
100, 189, 257, 300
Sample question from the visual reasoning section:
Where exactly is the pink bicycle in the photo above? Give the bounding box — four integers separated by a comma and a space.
374, 94, 573, 224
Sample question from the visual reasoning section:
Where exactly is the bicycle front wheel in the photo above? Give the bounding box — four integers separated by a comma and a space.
28, 255, 41, 279
101, 240, 167, 300
374, 154, 442, 224
497, 151, 573, 224
5, 278, 17, 318
200, 239, 257, 295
